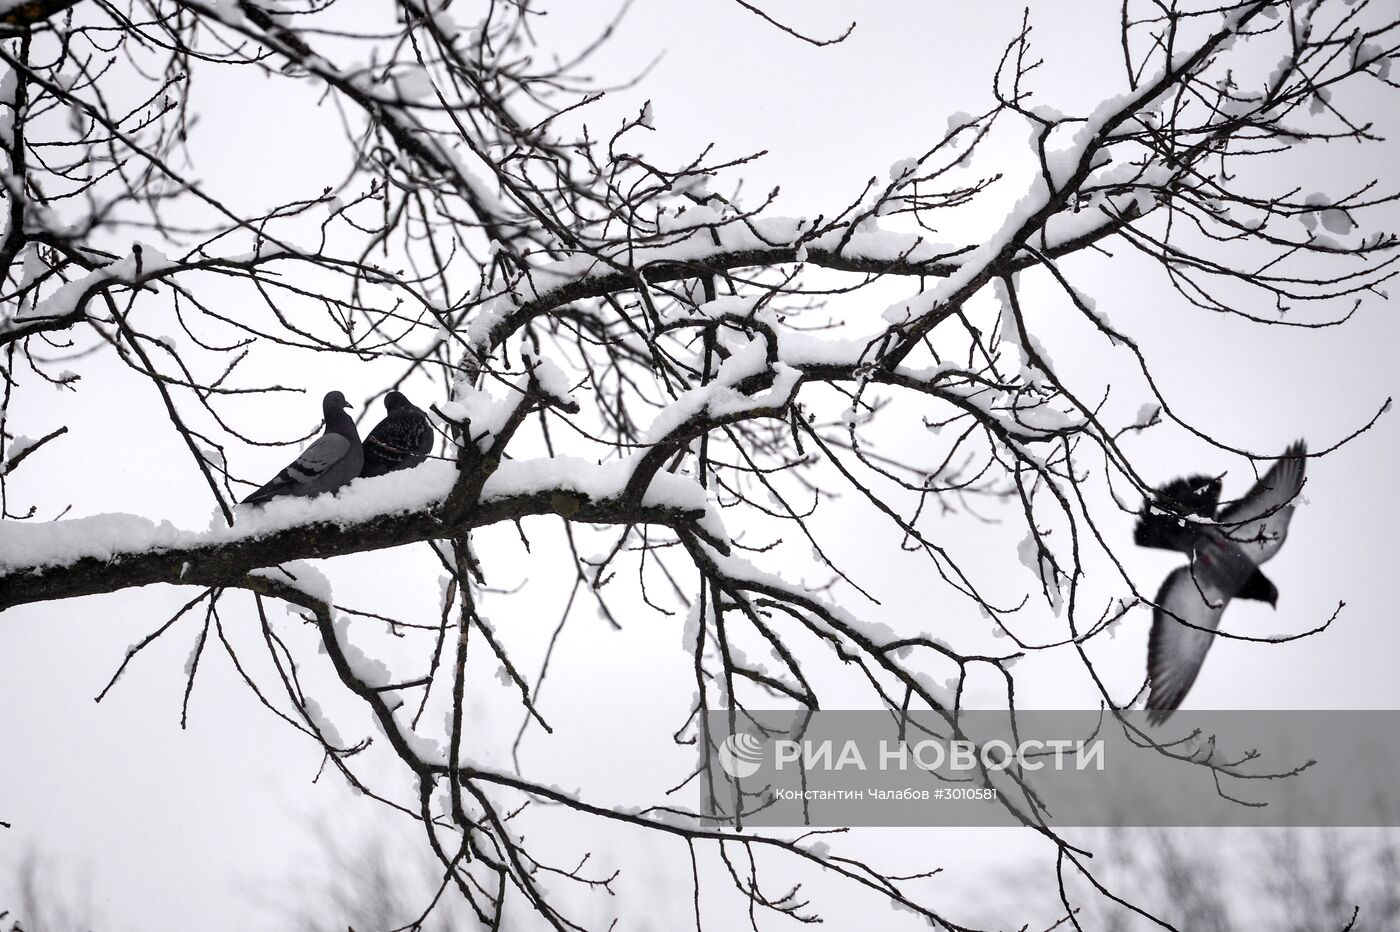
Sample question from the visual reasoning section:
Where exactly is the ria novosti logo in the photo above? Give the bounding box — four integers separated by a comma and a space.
718, 732, 764, 778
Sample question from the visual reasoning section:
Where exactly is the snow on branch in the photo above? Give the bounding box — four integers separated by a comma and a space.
0, 458, 722, 610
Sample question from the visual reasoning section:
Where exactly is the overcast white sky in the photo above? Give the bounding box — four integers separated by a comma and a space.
2, 1, 1398, 930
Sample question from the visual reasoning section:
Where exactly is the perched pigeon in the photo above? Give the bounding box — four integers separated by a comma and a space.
360, 391, 433, 478
242, 391, 364, 505
1134, 441, 1307, 723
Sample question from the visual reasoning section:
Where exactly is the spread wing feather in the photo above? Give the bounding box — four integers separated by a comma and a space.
1146, 565, 1231, 724
1217, 440, 1306, 565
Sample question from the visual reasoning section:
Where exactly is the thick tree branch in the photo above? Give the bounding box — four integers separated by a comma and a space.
0, 0, 80, 33
0, 486, 710, 611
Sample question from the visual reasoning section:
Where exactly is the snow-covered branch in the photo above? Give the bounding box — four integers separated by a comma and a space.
0, 459, 720, 610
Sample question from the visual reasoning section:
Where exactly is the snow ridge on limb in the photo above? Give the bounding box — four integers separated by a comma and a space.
0, 457, 724, 609
0, 246, 294, 347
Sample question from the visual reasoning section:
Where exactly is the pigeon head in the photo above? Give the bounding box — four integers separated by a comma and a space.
1152, 475, 1221, 519
384, 391, 411, 411
322, 390, 352, 412
1134, 475, 1222, 552
321, 392, 355, 432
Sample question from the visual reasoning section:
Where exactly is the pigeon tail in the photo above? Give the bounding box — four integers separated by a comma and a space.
1236, 567, 1278, 607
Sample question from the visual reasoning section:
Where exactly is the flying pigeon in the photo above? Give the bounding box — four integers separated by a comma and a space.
360, 391, 433, 478
1134, 441, 1307, 723
242, 391, 364, 505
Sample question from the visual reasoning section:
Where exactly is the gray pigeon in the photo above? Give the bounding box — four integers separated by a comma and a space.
360, 391, 433, 478
1134, 441, 1307, 723
242, 391, 364, 505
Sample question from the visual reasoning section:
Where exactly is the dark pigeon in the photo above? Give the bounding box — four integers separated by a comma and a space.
1134, 441, 1307, 723
360, 391, 433, 478
242, 391, 364, 505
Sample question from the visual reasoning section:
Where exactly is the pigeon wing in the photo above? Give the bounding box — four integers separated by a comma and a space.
1146, 565, 1231, 724
1217, 441, 1306, 565
244, 433, 352, 504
